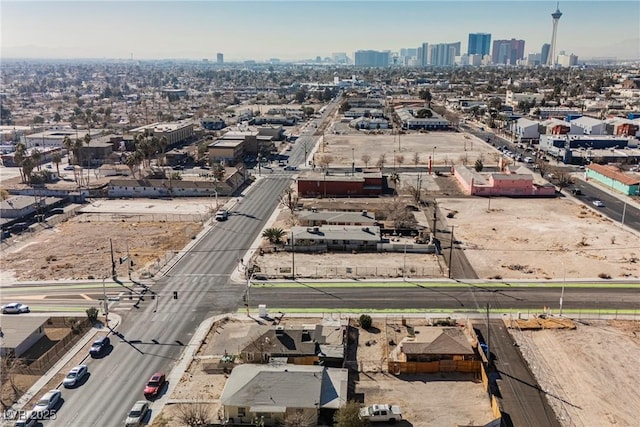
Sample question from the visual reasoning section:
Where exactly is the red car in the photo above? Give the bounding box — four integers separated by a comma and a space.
143, 372, 166, 398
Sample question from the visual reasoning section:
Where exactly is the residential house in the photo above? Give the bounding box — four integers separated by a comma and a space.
220, 364, 348, 426
0, 316, 48, 358
240, 323, 345, 367
298, 209, 377, 227
288, 225, 381, 252
399, 327, 476, 362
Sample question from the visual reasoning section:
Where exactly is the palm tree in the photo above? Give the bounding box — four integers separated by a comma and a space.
62, 136, 73, 164
125, 153, 139, 178
73, 138, 84, 168
262, 227, 286, 244
83, 133, 92, 167
51, 152, 62, 175
31, 148, 42, 171
21, 157, 35, 184
158, 136, 168, 166
13, 143, 26, 182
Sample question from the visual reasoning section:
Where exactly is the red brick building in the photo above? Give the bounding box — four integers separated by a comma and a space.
297, 172, 383, 197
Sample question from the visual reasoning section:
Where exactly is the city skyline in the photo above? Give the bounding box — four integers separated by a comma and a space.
1, 1, 639, 61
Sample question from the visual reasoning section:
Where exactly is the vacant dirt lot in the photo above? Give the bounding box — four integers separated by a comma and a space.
511, 320, 640, 427
438, 197, 640, 280
0, 200, 206, 283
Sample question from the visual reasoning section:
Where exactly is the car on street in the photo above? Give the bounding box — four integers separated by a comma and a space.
63, 364, 88, 388
592, 200, 605, 207
14, 411, 37, 427
63, 165, 74, 171
143, 372, 166, 398
283, 165, 297, 171
32, 389, 61, 418
125, 400, 149, 427
215, 209, 229, 221
2, 303, 30, 314
89, 336, 110, 356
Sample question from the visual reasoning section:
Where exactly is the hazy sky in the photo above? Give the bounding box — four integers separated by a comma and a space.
2, 1, 639, 61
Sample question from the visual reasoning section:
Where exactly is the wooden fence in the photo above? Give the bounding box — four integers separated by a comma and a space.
388, 359, 481, 375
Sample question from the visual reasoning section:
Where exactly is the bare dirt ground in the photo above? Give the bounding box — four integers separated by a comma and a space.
438, 197, 640, 280
152, 315, 495, 427
0, 198, 214, 283
511, 320, 640, 427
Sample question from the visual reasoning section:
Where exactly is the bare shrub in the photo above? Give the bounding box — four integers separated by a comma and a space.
174, 403, 214, 427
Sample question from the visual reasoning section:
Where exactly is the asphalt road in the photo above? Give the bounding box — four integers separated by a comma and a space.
44, 175, 293, 427
42, 101, 335, 426
247, 284, 640, 312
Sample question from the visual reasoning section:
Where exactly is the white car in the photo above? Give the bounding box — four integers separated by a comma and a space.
360, 404, 403, 423
32, 389, 61, 418
215, 210, 229, 221
125, 400, 149, 427
592, 200, 605, 207
2, 303, 30, 314
63, 364, 88, 388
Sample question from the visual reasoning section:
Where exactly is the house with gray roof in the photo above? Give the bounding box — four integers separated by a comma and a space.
220, 364, 348, 426
0, 315, 48, 358
288, 225, 380, 252
298, 209, 377, 227
240, 323, 345, 367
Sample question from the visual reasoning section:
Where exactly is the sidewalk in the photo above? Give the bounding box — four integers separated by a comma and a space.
8, 313, 121, 416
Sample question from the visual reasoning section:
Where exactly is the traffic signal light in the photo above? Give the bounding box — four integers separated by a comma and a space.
173, 291, 178, 300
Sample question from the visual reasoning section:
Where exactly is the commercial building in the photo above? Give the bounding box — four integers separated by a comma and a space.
429, 42, 461, 66
467, 33, 491, 56
453, 165, 555, 197
585, 164, 640, 196
130, 121, 194, 146
217, 53, 224, 64
297, 172, 383, 197
492, 39, 525, 65
354, 50, 390, 67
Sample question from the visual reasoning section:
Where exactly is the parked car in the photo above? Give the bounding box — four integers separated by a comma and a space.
143, 372, 166, 398
63, 364, 88, 388
592, 200, 605, 207
571, 188, 583, 196
89, 336, 110, 356
360, 404, 403, 423
125, 400, 149, 427
31, 389, 61, 418
2, 303, 30, 314
283, 165, 297, 171
63, 165, 74, 171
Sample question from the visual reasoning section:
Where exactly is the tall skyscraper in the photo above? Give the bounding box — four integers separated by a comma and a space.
216, 53, 224, 64
492, 39, 525, 65
547, 2, 563, 66
540, 43, 551, 65
354, 50, 390, 67
429, 42, 460, 66
467, 33, 491, 56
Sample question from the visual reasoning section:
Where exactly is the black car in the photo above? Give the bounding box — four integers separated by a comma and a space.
89, 336, 110, 356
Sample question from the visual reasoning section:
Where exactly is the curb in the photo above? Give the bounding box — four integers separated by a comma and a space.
148, 314, 229, 425
11, 313, 122, 413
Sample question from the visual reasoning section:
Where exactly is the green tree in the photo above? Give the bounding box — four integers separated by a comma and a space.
419, 88, 432, 107
13, 142, 26, 182
211, 162, 225, 181
51, 152, 62, 175
262, 227, 286, 244
359, 314, 372, 329
339, 101, 351, 113
415, 109, 433, 119
474, 159, 484, 172
294, 89, 306, 103
334, 401, 370, 427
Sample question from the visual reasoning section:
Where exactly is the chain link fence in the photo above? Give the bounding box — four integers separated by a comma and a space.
252, 265, 442, 279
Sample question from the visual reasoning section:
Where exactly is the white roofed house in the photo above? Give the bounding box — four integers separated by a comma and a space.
219, 364, 348, 426
511, 117, 540, 141
570, 116, 606, 135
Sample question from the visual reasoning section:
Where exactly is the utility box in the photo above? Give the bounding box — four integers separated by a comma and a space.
258, 304, 268, 318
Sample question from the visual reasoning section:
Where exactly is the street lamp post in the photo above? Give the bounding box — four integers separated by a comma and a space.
351, 147, 355, 176
430, 146, 437, 175
559, 263, 566, 316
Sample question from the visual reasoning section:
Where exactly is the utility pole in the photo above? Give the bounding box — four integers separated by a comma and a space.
559, 263, 566, 316
448, 226, 455, 279
486, 304, 491, 366
110, 238, 116, 279
103, 277, 109, 326
291, 230, 295, 279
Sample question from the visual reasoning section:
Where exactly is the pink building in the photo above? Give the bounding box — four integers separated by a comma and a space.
453, 165, 556, 197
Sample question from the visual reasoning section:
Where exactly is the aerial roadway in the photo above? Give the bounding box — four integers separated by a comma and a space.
40, 101, 347, 426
